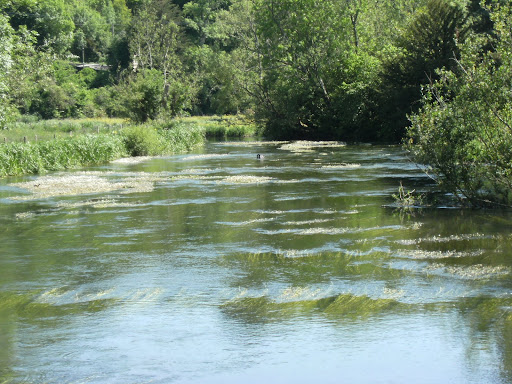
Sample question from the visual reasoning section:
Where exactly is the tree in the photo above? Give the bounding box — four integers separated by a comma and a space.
371, 0, 467, 141
129, 0, 196, 117
129, 0, 182, 83
407, 2, 512, 206
0, 14, 14, 128
4, 0, 74, 53
183, 0, 231, 46
118, 69, 164, 122
71, 3, 112, 62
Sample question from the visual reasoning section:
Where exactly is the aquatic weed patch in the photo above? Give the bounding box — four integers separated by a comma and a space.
183, 154, 230, 161
279, 141, 346, 153
320, 163, 361, 169
399, 249, 485, 260
221, 293, 407, 323
9, 171, 168, 199
219, 141, 290, 146
424, 263, 510, 280
216, 175, 275, 184
0, 290, 115, 318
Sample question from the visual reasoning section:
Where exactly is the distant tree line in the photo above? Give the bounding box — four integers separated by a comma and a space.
0, 0, 509, 144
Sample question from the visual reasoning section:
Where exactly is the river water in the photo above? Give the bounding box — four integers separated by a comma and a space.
0, 140, 511, 384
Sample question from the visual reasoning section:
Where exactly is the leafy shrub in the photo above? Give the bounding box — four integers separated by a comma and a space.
406, 4, 512, 207
121, 125, 164, 156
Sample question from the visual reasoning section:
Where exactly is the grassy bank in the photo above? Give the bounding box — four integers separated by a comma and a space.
174, 115, 260, 138
0, 115, 259, 177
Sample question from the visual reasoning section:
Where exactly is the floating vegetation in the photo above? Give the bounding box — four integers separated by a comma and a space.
275, 249, 316, 258
120, 288, 165, 304
279, 141, 346, 153
254, 209, 286, 215
222, 293, 406, 322
283, 219, 333, 225
220, 141, 289, 146
9, 172, 165, 200
395, 233, 495, 246
425, 263, 510, 279
216, 217, 277, 226
321, 163, 361, 169
216, 175, 275, 184
180, 168, 220, 174
111, 156, 153, 164
401, 249, 485, 260
15, 211, 37, 220
279, 286, 325, 301
297, 227, 352, 235
256, 227, 354, 235
383, 287, 406, 300
183, 154, 230, 160
56, 198, 142, 209
318, 209, 339, 214
0, 290, 116, 317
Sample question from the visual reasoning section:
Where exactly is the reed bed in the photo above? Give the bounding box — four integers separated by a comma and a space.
0, 115, 256, 177
0, 134, 126, 177
174, 115, 260, 138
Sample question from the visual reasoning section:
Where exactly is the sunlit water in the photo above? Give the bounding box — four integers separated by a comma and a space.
1, 140, 511, 384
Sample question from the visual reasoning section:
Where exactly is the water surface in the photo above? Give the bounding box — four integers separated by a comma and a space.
1, 141, 511, 383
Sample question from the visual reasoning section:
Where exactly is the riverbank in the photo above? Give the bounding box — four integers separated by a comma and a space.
0, 115, 259, 177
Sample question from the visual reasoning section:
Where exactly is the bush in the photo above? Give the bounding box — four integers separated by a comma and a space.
121, 125, 164, 156
406, 3, 512, 207
120, 69, 165, 123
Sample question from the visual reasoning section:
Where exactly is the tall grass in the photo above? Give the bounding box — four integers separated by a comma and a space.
121, 122, 205, 156
0, 134, 127, 177
0, 124, 205, 177
2, 118, 126, 143
0, 115, 257, 177
175, 115, 261, 138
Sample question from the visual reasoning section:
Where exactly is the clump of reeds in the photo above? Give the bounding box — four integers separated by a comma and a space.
0, 115, 251, 178
0, 134, 126, 177
175, 115, 260, 138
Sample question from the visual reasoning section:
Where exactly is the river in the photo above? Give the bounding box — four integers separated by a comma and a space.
0, 140, 511, 383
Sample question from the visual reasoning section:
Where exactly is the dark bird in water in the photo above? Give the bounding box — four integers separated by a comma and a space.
257, 154, 264, 159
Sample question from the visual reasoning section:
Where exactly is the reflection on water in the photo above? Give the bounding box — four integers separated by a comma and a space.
1, 141, 512, 383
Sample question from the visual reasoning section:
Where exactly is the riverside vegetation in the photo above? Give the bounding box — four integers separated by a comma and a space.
0, 0, 511, 206
0, 115, 258, 177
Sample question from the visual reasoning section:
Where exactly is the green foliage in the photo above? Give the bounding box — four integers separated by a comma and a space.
406, 2, 512, 207
176, 114, 259, 138
121, 120, 205, 156
373, 0, 467, 141
118, 69, 164, 122
157, 122, 205, 153
121, 125, 163, 156
2, 117, 126, 142
0, 14, 14, 129
0, 117, 207, 177
1, 0, 510, 157
3, 0, 74, 53
392, 181, 424, 209
0, 134, 126, 177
